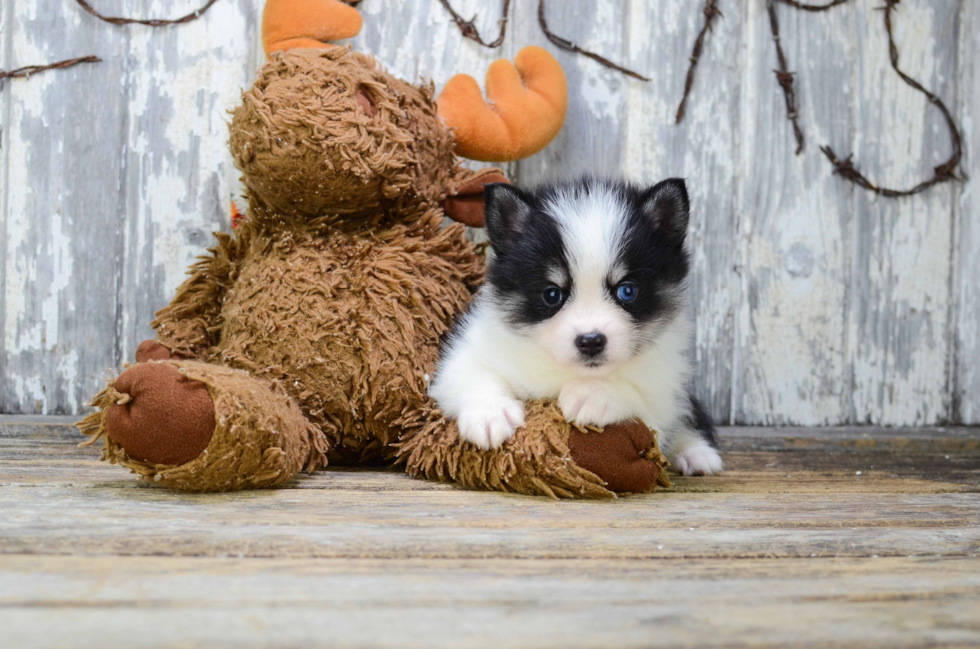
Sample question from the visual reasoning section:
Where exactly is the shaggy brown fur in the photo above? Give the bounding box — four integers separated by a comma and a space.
81, 361, 326, 492
77, 47, 668, 497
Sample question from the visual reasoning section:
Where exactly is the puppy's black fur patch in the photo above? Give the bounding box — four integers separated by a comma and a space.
684, 393, 718, 448
484, 183, 570, 326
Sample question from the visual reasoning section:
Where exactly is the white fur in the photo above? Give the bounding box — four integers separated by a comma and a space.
429, 183, 722, 475
538, 187, 634, 371
672, 438, 725, 476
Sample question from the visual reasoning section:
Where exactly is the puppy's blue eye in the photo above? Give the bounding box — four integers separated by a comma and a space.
616, 282, 637, 302
542, 286, 564, 306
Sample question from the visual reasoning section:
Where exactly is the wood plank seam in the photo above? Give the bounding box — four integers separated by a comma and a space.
948, 0, 966, 424
0, 0, 13, 416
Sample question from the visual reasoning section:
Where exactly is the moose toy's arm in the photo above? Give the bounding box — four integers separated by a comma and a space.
145, 232, 240, 362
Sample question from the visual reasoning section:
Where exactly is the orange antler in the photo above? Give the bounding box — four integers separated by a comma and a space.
437, 46, 567, 163
262, 0, 362, 56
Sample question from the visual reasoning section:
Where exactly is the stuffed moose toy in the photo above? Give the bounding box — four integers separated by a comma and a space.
78, 0, 670, 497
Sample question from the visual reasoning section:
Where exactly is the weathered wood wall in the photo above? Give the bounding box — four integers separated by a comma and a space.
1, 0, 976, 425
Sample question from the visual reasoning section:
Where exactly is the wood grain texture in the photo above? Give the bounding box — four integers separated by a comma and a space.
2, 556, 979, 648
848, 0, 959, 425
2, 1, 977, 426
624, 0, 743, 424
1, 0, 265, 414
954, 1, 979, 424
2, 1, 130, 415
3, 485, 978, 560
115, 0, 262, 366
0, 0, 9, 415
510, 0, 633, 182
1, 422, 978, 561
352, 0, 511, 88
1, 423, 979, 646
734, 0, 853, 425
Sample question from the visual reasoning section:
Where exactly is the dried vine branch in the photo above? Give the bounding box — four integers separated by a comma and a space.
438, 0, 511, 48
538, 0, 649, 81
0, 56, 101, 81
820, 0, 962, 196
675, 0, 723, 124
766, 0, 805, 154
74, 0, 221, 27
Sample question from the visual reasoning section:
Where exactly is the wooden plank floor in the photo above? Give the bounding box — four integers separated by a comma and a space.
1, 417, 978, 648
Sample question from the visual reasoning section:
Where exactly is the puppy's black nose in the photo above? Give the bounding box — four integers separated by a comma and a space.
575, 332, 607, 357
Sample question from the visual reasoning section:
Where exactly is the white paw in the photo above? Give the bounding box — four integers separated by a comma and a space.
558, 381, 630, 427
673, 441, 724, 476
456, 398, 525, 450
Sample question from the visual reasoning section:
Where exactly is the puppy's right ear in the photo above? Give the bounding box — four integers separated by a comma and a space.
485, 183, 534, 250
640, 178, 690, 244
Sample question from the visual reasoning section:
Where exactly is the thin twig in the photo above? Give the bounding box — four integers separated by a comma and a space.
0, 56, 101, 81
675, 0, 723, 124
538, 0, 649, 82
820, 0, 962, 196
437, 0, 511, 48
74, 0, 221, 27
766, 0, 805, 154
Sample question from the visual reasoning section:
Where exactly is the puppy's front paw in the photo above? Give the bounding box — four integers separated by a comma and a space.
558, 381, 630, 427
673, 441, 724, 476
456, 398, 525, 450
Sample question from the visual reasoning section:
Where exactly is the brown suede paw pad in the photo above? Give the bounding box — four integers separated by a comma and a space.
567, 420, 663, 493
106, 363, 216, 466
135, 339, 173, 363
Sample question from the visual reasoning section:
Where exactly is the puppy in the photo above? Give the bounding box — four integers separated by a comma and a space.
429, 177, 722, 476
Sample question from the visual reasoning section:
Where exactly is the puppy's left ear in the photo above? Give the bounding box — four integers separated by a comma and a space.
640, 178, 690, 243
441, 168, 511, 228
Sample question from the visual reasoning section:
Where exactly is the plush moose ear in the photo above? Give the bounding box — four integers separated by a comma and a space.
441, 170, 510, 228
437, 46, 567, 162
484, 183, 534, 250
640, 178, 690, 243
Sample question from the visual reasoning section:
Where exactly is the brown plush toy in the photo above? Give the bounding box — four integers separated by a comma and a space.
77, 0, 671, 498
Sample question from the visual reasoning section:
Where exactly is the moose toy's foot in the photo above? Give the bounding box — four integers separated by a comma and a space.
567, 420, 670, 494
78, 356, 328, 492
106, 363, 216, 466
398, 400, 670, 498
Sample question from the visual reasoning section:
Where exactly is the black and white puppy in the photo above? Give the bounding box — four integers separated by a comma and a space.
429, 177, 722, 476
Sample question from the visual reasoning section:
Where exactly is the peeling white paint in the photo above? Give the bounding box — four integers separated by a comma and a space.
848, 0, 954, 426
955, 1, 979, 421
40, 211, 73, 350
1, 0, 975, 424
